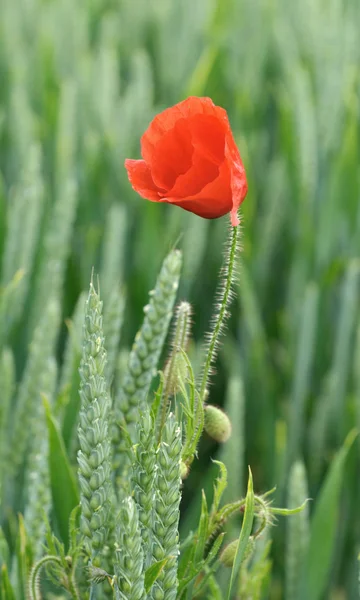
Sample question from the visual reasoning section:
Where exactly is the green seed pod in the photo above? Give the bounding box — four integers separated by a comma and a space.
204, 405, 232, 443
220, 536, 255, 567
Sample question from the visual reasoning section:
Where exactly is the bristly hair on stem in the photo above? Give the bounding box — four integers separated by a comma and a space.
199, 224, 240, 401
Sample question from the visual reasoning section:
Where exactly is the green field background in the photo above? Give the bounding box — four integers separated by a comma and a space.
1, 0, 360, 598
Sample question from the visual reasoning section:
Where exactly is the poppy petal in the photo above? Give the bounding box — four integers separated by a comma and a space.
166, 151, 219, 198
141, 97, 218, 164
124, 159, 164, 201
165, 161, 232, 219
150, 120, 193, 190
212, 105, 248, 224
188, 114, 225, 166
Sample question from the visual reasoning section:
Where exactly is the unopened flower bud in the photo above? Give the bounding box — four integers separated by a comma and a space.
204, 405, 231, 442
180, 460, 189, 479
163, 352, 188, 396
220, 536, 255, 567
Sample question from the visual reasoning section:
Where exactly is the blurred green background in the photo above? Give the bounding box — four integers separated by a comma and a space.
1, 0, 360, 598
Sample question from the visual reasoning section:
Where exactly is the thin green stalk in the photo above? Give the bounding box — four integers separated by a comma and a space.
286, 461, 310, 600
200, 224, 239, 401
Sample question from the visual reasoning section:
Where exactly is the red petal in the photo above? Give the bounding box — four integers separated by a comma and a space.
164, 161, 232, 219
188, 114, 225, 165
141, 97, 218, 164
212, 106, 248, 223
166, 151, 219, 198
150, 120, 193, 190
124, 159, 164, 201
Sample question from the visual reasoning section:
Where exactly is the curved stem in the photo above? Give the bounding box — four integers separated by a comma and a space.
200, 225, 239, 401
29, 555, 62, 600
68, 572, 81, 600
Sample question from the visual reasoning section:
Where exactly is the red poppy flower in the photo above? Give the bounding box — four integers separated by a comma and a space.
124, 96, 247, 226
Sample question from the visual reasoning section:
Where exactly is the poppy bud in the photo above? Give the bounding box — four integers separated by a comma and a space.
163, 351, 189, 396
204, 405, 232, 443
220, 536, 255, 567
180, 460, 189, 480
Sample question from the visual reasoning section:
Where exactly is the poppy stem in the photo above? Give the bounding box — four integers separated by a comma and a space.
199, 224, 239, 402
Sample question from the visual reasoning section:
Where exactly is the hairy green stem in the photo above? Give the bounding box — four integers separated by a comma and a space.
29, 555, 62, 600
200, 225, 239, 401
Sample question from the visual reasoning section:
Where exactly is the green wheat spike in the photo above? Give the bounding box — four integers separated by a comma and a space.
29, 176, 78, 333
151, 414, 182, 600
0, 348, 15, 499
55, 79, 77, 190
115, 349, 131, 395
24, 357, 57, 560
8, 300, 61, 480
113, 497, 146, 600
286, 461, 310, 600
158, 300, 192, 439
288, 283, 319, 467
77, 280, 113, 562
101, 204, 127, 304
113, 249, 182, 458
308, 374, 334, 484
131, 407, 157, 568
1, 144, 44, 328
329, 260, 360, 438
7, 79, 34, 176
59, 290, 87, 396
354, 325, 360, 443
103, 285, 125, 385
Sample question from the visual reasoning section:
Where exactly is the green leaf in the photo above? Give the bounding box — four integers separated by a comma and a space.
144, 558, 170, 593
206, 575, 224, 600
204, 532, 225, 567
0, 529, 10, 569
13, 515, 31, 600
68, 504, 81, 552
1, 565, 16, 600
44, 397, 79, 550
195, 490, 209, 564
301, 429, 357, 600
185, 491, 209, 600
151, 371, 165, 421
211, 461, 228, 516
227, 468, 255, 600
271, 499, 309, 516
